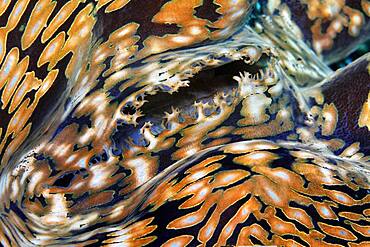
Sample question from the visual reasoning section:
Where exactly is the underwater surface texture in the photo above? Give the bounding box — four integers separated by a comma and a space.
0, 0, 369, 246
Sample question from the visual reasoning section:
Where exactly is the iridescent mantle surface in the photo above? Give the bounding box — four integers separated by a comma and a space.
0, 1, 369, 246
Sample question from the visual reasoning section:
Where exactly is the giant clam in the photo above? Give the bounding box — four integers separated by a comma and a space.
0, 1, 369, 246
